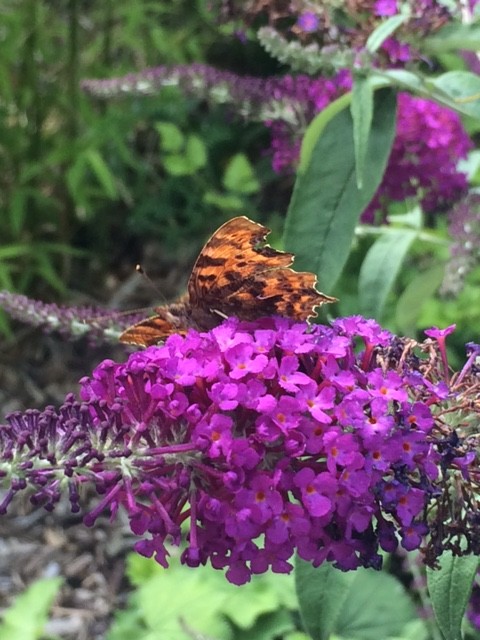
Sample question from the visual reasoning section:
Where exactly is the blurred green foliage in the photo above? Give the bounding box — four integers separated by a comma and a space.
0, 0, 272, 299
0, 577, 63, 640
106, 552, 301, 640
2, 0, 479, 354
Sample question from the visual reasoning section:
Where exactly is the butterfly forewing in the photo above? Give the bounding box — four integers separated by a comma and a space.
119, 216, 337, 347
187, 216, 294, 309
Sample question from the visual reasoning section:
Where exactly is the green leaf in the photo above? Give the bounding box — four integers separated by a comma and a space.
296, 560, 353, 640
9, 189, 28, 237
429, 72, 480, 120
375, 69, 426, 94
66, 153, 87, 202
0, 577, 63, 640
296, 560, 416, 640
388, 204, 423, 229
458, 150, 480, 183
366, 12, 410, 53
222, 153, 260, 194
358, 229, 417, 320
427, 553, 479, 640
155, 121, 184, 152
284, 88, 397, 292
34, 253, 66, 294
162, 154, 193, 176
235, 609, 295, 640
84, 149, 118, 198
124, 555, 296, 640
424, 23, 480, 53
395, 264, 445, 335
138, 570, 232, 640
0, 309, 13, 340
203, 190, 244, 210
0, 264, 14, 290
351, 74, 374, 189
299, 92, 353, 173
222, 570, 296, 629
0, 245, 32, 260
105, 608, 145, 640
184, 134, 207, 171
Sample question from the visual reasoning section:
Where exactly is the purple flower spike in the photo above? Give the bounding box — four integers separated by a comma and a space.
0, 290, 144, 345
0, 316, 478, 584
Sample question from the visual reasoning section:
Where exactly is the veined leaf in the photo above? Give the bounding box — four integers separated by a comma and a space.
427, 553, 479, 640
351, 74, 375, 189
358, 229, 417, 320
284, 88, 397, 292
296, 560, 417, 640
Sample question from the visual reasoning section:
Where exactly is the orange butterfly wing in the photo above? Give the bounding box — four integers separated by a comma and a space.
187, 216, 336, 324
119, 300, 189, 347
120, 216, 337, 347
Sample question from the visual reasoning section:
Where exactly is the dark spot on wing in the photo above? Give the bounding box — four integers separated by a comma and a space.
195, 255, 226, 268
197, 273, 217, 283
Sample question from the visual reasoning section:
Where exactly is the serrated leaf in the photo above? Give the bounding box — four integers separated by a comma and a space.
284, 88, 397, 292
296, 561, 416, 640
358, 229, 417, 320
155, 121, 184, 152
351, 75, 374, 188
395, 264, 445, 335
427, 553, 479, 640
235, 609, 294, 640
138, 570, 232, 640
0, 577, 63, 640
222, 153, 260, 194
366, 12, 410, 53
125, 554, 295, 639
222, 571, 296, 629
105, 609, 145, 640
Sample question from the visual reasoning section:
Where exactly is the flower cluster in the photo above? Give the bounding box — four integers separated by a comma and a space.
1, 316, 478, 585
365, 93, 472, 219
81, 65, 471, 218
210, 0, 469, 70
267, 86, 471, 216
81, 64, 351, 129
0, 290, 143, 345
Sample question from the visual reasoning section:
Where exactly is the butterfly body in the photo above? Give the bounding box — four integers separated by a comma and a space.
120, 216, 336, 347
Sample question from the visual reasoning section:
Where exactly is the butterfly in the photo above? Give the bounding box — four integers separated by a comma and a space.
119, 216, 336, 347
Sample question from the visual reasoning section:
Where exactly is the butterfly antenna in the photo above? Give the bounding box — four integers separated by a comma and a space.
135, 264, 168, 304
